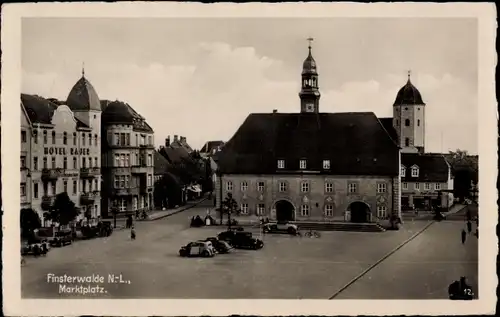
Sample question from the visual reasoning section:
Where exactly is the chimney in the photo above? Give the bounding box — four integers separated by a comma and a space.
165, 136, 170, 147
273, 109, 278, 113
180, 136, 186, 143
174, 135, 178, 142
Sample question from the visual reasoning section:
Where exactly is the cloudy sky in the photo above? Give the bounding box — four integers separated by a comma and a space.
22, 17, 478, 153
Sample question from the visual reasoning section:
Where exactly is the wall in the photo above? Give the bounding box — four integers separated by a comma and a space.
20, 107, 32, 208
394, 104, 425, 153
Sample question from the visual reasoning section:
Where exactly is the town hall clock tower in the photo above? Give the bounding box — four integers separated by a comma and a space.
299, 38, 321, 113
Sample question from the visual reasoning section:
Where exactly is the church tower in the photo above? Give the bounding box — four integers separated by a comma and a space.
393, 71, 426, 153
299, 38, 321, 113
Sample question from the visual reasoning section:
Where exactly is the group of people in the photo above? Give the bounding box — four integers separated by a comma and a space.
460, 208, 478, 244
190, 214, 218, 227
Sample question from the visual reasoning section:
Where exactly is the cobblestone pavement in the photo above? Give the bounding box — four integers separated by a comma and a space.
21, 209, 477, 299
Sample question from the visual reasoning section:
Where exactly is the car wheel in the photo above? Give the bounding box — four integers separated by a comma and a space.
201, 250, 210, 257
287, 227, 296, 235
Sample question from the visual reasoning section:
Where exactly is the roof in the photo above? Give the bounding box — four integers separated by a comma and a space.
159, 146, 191, 165
101, 100, 153, 133
401, 153, 449, 182
200, 140, 225, 153
154, 150, 172, 175
21, 94, 89, 128
66, 76, 102, 111
394, 77, 425, 106
302, 47, 318, 75
217, 112, 400, 175
379, 117, 398, 143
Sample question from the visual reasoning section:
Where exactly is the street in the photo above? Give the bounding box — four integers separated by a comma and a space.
22, 199, 478, 299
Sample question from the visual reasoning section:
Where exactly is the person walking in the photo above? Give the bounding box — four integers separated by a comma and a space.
461, 228, 467, 244
467, 221, 472, 234
130, 226, 136, 240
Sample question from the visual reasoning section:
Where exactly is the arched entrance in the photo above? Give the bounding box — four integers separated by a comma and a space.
348, 201, 371, 223
275, 200, 295, 222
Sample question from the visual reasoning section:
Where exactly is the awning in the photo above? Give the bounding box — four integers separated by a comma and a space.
188, 185, 202, 193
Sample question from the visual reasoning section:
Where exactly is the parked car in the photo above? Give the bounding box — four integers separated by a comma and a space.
21, 238, 49, 256
49, 229, 73, 247
81, 225, 100, 239
98, 221, 113, 237
217, 230, 264, 250
202, 237, 233, 254
262, 222, 298, 235
179, 241, 217, 257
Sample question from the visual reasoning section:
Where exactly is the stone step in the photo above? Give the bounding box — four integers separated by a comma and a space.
293, 222, 386, 232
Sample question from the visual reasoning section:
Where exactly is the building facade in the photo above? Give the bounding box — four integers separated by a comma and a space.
216, 43, 401, 223
100, 100, 155, 218
20, 85, 102, 223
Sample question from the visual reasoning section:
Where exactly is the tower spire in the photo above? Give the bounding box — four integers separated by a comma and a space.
407, 69, 411, 82
82, 62, 85, 78
307, 37, 314, 53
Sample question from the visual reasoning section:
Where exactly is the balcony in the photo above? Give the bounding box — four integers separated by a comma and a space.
41, 195, 55, 211
131, 165, 148, 174
80, 192, 97, 205
112, 187, 140, 196
80, 167, 100, 178
41, 168, 61, 182
139, 144, 155, 149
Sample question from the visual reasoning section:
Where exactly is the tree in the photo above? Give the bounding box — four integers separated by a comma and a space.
20, 208, 41, 239
46, 192, 80, 227
446, 149, 479, 201
221, 192, 240, 229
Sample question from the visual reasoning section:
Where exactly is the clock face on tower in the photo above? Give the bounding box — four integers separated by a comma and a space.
306, 103, 315, 112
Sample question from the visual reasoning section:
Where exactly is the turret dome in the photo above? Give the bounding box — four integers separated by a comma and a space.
66, 73, 101, 111
394, 74, 425, 106
302, 49, 318, 75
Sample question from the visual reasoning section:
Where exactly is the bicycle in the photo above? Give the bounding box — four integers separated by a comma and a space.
303, 230, 321, 238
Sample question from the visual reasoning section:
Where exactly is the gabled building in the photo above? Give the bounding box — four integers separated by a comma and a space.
200, 140, 225, 158
216, 43, 401, 223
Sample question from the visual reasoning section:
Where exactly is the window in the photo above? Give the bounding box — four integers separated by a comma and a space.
20, 156, 26, 168
300, 205, 310, 216
323, 160, 331, 169
435, 183, 441, 190
377, 206, 387, 218
52, 131, 56, 144
148, 154, 152, 166
120, 133, 126, 146
21, 130, 27, 143
148, 175, 152, 187
277, 159, 285, 169
257, 204, 265, 215
95, 157, 98, 168
126, 134, 130, 146
377, 183, 387, 193
33, 157, 38, 170
82, 157, 86, 168
114, 176, 120, 188
73, 157, 77, 169
43, 157, 47, 169
348, 183, 357, 193
82, 179, 87, 192
88, 133, 92, 145
63, 181, 68, 193
43, 130, 48, 144
114, 154, 120, 167
114, 133, 120, 146
21, 183, 26, 196
125, 176, 130, 188
63, 157, 67, 169
148, 136, 152, 145
89, 180, 93, 191
411, 167, 419, 177
279, 182, 287, 192
51, 157, 56, 168
33, 183, 39, 199
415, 183, 420, 190
119, 199, 127, 212
257, 181, 265, 192
241, 203, 249, 214
402, 182, 408, 190
395, 120, 399, 126
325, 182, 333, 193
73, 180, 77, 194
82, 133, 85, 146
241, 181, 248, 191
405, 119, 410, 126
89, 158, 93, 168
325, 205, 334, 217
405, 138, 410, 147
63, 132, 67, 145
95, 134, 98, 146
299, 159, 307, 169
33, 130, 38, 144
51, 181, 56, 195
301, 181, 309, 192
226, 181, 233, 191
73, 132, 77, 145
417, 119, 421, 126
424, 183, 431, 190
401, 165, 406, 177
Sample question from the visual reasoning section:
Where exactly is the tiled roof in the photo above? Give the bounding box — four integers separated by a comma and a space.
217, 112, 400, 176
66, 76, 102, 111
101, 100, 153, 133
394, 78, 425, 106
154, 150, 172, 175
21, 94, 89, 128
401, 153, 449, 182
159, 146, 191, 165
200, 140, 225, 153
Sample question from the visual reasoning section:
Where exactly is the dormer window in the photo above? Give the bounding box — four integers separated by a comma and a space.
401, 165, 406, 177
323, 160, 330, 169
277, 159, 285, 169
299, 159, 307, 169
411, 166, 419, 177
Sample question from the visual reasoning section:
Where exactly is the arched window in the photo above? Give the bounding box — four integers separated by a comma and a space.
405, 138, 410, 147
33, 129, 38, 144
82, 133, 85, 146
63, 132, 67, 145
73, 132, 77, 145
405, 119, 410, 127
73, 157, 77, 169
89, 133, 92, 145
417, 119, 420, 126
43, 130, 48, 144
52, 131, 56, 144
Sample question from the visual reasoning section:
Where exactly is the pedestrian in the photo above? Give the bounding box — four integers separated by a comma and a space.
466, 208, 472, 222
467, 221, 472, 234
461, 229, 467, 244
131, 226, 136, 240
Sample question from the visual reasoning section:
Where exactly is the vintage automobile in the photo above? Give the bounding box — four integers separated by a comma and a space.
49, 229, 73, 247
21, 238, 49, 256
98, 221, 113, 237
179, 241, 217, 257
217, 230, 264, 250
202, 237, 233, 254
262, 222, 299, 235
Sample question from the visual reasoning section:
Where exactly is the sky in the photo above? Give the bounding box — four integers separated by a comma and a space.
21, 17, 478, 154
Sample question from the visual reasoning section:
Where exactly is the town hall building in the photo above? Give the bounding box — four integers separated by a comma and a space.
216, 41, 452, 223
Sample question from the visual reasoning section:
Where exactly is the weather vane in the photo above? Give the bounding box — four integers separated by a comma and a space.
82, 62, 85, 77
408, 69, 411, 79
307, 37, 314, 50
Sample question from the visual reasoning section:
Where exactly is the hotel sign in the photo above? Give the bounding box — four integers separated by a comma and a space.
44, 147, 90, 156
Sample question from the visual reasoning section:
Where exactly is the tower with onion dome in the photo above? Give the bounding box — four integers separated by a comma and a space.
299, 38, 321, 113
393, 71, 426, 154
